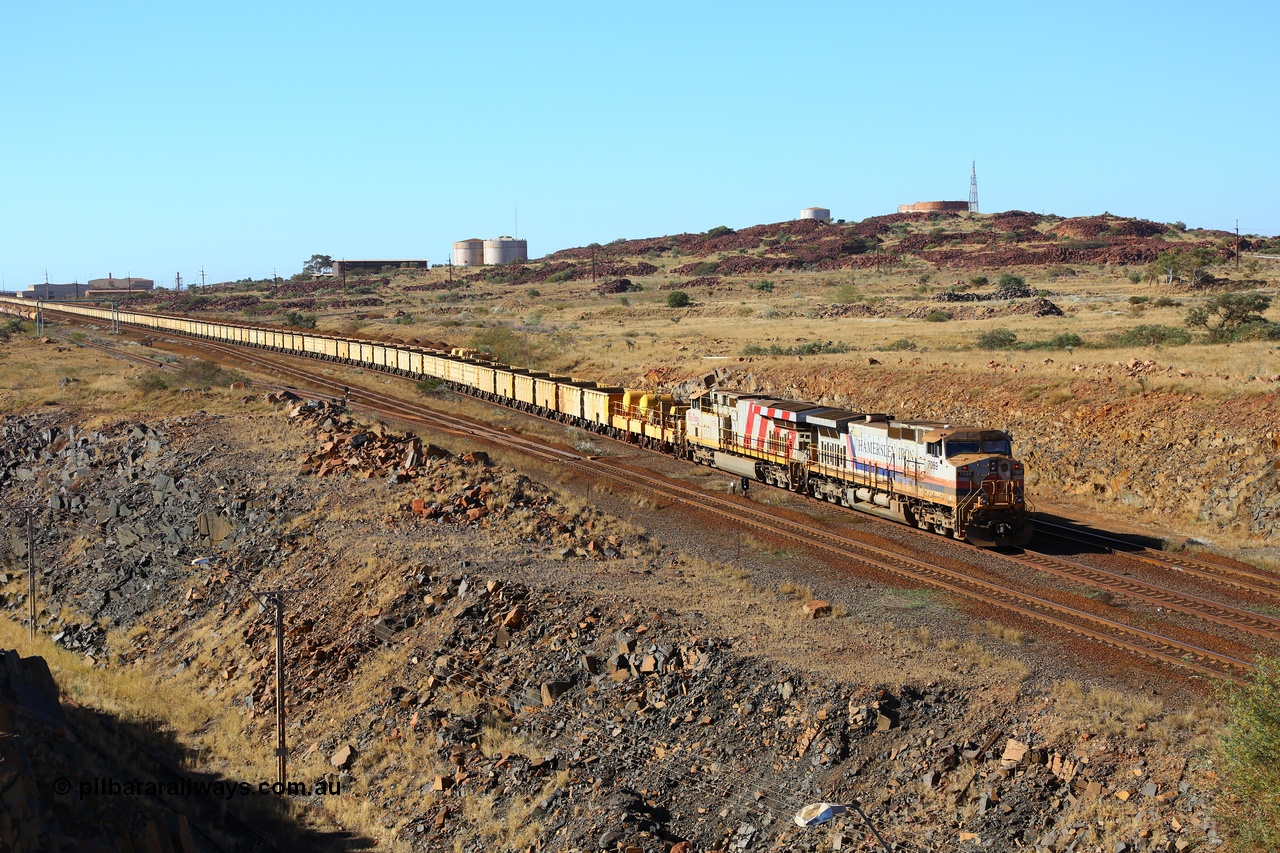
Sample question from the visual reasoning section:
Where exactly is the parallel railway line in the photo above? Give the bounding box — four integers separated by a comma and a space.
1035, 518, 1280, 598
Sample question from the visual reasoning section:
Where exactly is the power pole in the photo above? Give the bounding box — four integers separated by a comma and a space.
1236, 220, 1241, 272
201, 266, 206, 288
968, 161, 980, 214
253, 587, 300, 789
4, 504, 43, 641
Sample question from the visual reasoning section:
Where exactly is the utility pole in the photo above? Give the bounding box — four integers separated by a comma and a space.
192, 556, 300, 789
5, 503, 43, 641
201, 266, 206, 288
1236, 220, 1241, 272
254, 587, 300, 789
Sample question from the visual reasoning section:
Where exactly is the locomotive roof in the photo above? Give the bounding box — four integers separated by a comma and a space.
920, 426, 1011, 442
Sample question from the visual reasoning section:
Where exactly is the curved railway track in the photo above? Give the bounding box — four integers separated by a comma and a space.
160, 334, 1259, 685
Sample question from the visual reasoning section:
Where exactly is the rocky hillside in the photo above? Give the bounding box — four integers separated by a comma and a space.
0, 390, 1234, 852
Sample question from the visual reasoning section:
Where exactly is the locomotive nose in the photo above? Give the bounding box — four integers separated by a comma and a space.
997, 459, 1012, 479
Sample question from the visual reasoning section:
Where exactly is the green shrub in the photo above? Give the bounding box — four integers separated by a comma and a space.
883, 338, 917, 351
976, 328, 1018, 350
546, 269, 575, 283
689, 261, 719, 277
1111, 324, 1192, 347
1047, 265, 1076, 279
282, 310, 317, 329
1046, 332, 1083, 349
740, 341, 851, 357
996, 273, 1025, 289
666, 291, 691, 308
925, 310, 953, 323
171, 359, 246, 388
705, 225, 734, 239
1152, 295, 1181, 307
1127, 272, 1143, 284
752, 280, 775, 293
1129, 295, 1150, 305
0, 318, 24, 341
1220, 657, 1280, 851
831, 284, 861, 305
1235, 321, 1280, 341
969, 276, 989, 287
416, 377, 444, 395
526, 288, 542, 298
131, 371, 170, 393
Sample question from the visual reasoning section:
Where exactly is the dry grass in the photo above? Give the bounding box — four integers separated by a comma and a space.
1050, 680, 1165, 737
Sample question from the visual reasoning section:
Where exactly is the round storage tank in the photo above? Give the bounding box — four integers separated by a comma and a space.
799, 207, 831, 222
483, 236, 528, 265
453, 239, 484, 266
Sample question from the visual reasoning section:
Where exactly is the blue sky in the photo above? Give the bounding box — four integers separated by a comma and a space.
3, 1, 1277, 286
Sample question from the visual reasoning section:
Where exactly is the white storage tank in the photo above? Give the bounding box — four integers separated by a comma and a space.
483, 236, 528, 265
799, 207, 832, 222
453, 239, 485, 266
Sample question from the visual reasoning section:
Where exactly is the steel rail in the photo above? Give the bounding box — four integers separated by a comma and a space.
1035, 518, 1280, 598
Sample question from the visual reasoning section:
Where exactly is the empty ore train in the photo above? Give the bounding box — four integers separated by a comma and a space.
0, 297, 1033, 546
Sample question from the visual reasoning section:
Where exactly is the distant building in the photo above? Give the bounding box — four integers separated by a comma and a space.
17, 274, 155, 300
482, 237, 527, 265
799, 207, 831, 222
88, 275, 154, 291
453, 239, 485, 266
897, 201, 970, 213
332, 259, 430, 278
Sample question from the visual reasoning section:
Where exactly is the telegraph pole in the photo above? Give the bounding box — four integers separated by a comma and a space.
254, 586, 300, 789
192, 556, 300, 788
5, 503, 43, 640
1236, 220, 1241, 272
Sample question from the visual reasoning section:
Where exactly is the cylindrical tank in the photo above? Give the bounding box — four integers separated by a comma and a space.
453, 239, 484, 266
799, 207, 831, 222
483, 237, 528, 265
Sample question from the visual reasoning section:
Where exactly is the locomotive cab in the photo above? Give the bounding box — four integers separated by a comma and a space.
936, 429, 1032, 547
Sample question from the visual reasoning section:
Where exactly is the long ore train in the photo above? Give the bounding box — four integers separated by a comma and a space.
0, 297, 1033, 546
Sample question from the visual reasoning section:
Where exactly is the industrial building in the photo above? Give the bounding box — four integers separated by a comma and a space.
897, 201, 971, 213
483, 237, 527, 265
16, 275, 154, 300
452, 239, 485, 266
799, 207, 832, 222
332, 259, 430, 278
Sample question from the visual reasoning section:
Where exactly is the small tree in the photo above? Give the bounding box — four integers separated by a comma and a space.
303, 254, 334, 275
1185, 291, 1271, 341
1184, 246, 1219, 288
666, 291, 691, 308
1145, 251, 1184, 285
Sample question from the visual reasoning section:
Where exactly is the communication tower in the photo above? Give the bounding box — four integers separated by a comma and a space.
969, 161, 980, 213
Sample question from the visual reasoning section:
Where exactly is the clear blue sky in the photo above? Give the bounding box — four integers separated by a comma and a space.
3, 0, 1277, 287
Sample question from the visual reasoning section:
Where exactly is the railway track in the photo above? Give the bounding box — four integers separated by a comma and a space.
1035, 518, 1280, 599
167, 335, 1259, 685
